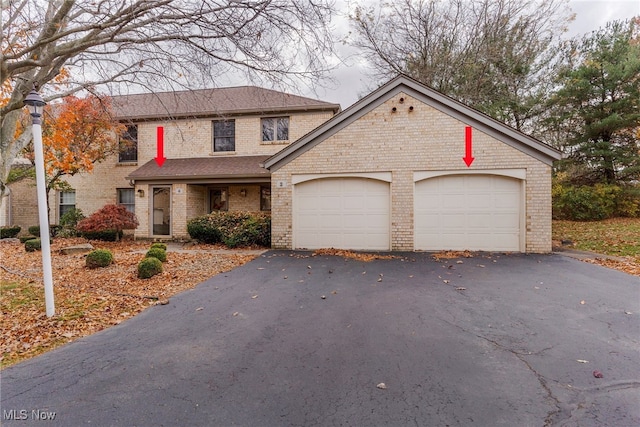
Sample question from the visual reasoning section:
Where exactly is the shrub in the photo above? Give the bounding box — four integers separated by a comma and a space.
85, 249, 114, 269
150, 242, 167, 251
81, 230, 123, 242
145, 247, 167, 262
20, 236, 36, 243
27, 225, 59, 238
58, 208, 85, 237
553, 182, 639, 220
60, 208, 85, 228
0, 226, 21, 239
25, 238, 41, 252
553, 184, 614, 221
138, 257, 163, 279
187, 211, 271, 247
77, 204, 138, 241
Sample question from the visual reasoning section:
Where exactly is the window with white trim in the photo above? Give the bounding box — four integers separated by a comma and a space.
59, 191, 76, 219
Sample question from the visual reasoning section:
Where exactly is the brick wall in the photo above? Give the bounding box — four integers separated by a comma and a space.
272, 93, 553, 253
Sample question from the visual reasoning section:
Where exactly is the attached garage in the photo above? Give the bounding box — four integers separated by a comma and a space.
265, 75, 563, 253
414, 172, 524, 252
293, 176, 390, 250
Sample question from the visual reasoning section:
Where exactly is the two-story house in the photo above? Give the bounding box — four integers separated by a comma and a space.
3, 75, 562, 252
1, 86, 340, 239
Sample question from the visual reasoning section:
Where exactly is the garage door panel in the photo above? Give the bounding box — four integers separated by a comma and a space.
294, 178, 390, 250
415, 175, 522, 252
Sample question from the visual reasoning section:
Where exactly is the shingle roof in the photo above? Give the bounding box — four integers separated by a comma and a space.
111, 86, 340, 121
126, 156, 270, 181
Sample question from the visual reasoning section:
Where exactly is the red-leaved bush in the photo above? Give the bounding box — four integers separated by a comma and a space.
77, 204, 138, 241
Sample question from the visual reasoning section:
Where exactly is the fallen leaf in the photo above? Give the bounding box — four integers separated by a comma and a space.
593, 370, 603, 378
196, 307, 203, 311
321, 295, 326, 299
624, 311, 632, 315
455, 287, 466, 291
456, 260, 463, 264
232, 312, 239, 317
251, 295, 258, 299
580, 300, 586, 305
376, 383, 387, 389
443, 280, 450, 284
577, 359, 589, 363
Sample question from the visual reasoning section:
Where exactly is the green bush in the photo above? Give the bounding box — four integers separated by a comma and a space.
553, 182, 639, 220
150, 242, 167, 251
27, 225, 60, 238
138, 257, 163, 279
187, 211, 271, 247
0, 226, 21, 239
25, 238, 41, 252
81, 229, 123, 242
86, 249, 114, 269
20, 236, 36, 243
60, 208, 85, 228
145, 247, 167, 262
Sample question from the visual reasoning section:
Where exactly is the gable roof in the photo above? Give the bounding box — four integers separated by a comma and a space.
264, 75, 563, 170
111, 86, 340, 121
126, 156, 270, 182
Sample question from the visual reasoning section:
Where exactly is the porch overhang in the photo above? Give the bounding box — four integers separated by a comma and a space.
126, 156, 271, 184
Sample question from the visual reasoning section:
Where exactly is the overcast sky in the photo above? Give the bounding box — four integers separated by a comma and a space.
309, 0, 640, 109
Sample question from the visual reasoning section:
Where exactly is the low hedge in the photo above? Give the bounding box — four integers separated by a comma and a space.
81, 229, 123, 242
0, 226, 21, 239
25, 238, 41, 252
187, 211, 270, 247
150, 242, 167, 251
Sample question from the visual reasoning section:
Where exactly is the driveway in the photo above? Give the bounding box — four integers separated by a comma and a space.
2, 251, 639, 426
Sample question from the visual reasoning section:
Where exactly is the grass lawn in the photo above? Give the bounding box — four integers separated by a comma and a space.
553, 218, 640, 257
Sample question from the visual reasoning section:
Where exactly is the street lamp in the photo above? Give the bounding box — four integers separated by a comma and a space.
24, 86, 55, 318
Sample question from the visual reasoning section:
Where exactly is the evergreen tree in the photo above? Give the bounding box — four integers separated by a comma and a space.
550, 19, 640, 186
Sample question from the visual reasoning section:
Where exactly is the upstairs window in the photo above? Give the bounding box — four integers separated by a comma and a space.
119, 125, 138, 162
213, 120, 235, 152
261, 117, 289, 142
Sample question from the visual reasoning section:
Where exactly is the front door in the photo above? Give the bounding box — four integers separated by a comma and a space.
152, 186, 171, 236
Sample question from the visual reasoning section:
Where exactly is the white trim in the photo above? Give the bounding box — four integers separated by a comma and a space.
414, 168, 526, 182
292, 172, 392, 185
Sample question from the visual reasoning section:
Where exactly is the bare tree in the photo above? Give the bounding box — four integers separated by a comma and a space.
348, 0, 572, 134
0, 0, 337, 197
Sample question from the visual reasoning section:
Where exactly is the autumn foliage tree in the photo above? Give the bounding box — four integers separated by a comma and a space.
76, 204, 138, 241
1, 0, 337, 198
23, 94, 125, 201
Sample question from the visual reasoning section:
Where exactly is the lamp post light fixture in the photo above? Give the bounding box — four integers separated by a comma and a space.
24, 86, 55, 318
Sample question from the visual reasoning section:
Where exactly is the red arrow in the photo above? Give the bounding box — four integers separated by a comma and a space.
155, 126, 166, 167
463, 126, 475, 167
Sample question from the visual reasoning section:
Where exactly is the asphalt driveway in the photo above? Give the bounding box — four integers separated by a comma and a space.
1, 251, 639, 426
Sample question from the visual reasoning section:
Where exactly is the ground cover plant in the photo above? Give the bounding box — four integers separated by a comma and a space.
0, 237, 259, 368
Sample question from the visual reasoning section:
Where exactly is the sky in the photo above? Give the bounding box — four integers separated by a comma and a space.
308, 0, 640, 109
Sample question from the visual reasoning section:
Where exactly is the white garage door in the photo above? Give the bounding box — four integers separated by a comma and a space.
415, 175, 522, 251
294, 178, 390, 250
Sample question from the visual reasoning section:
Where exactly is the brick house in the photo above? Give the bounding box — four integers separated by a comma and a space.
3, 76, 562, 252
264, 75, 562, 253
0, 86, 340, 238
